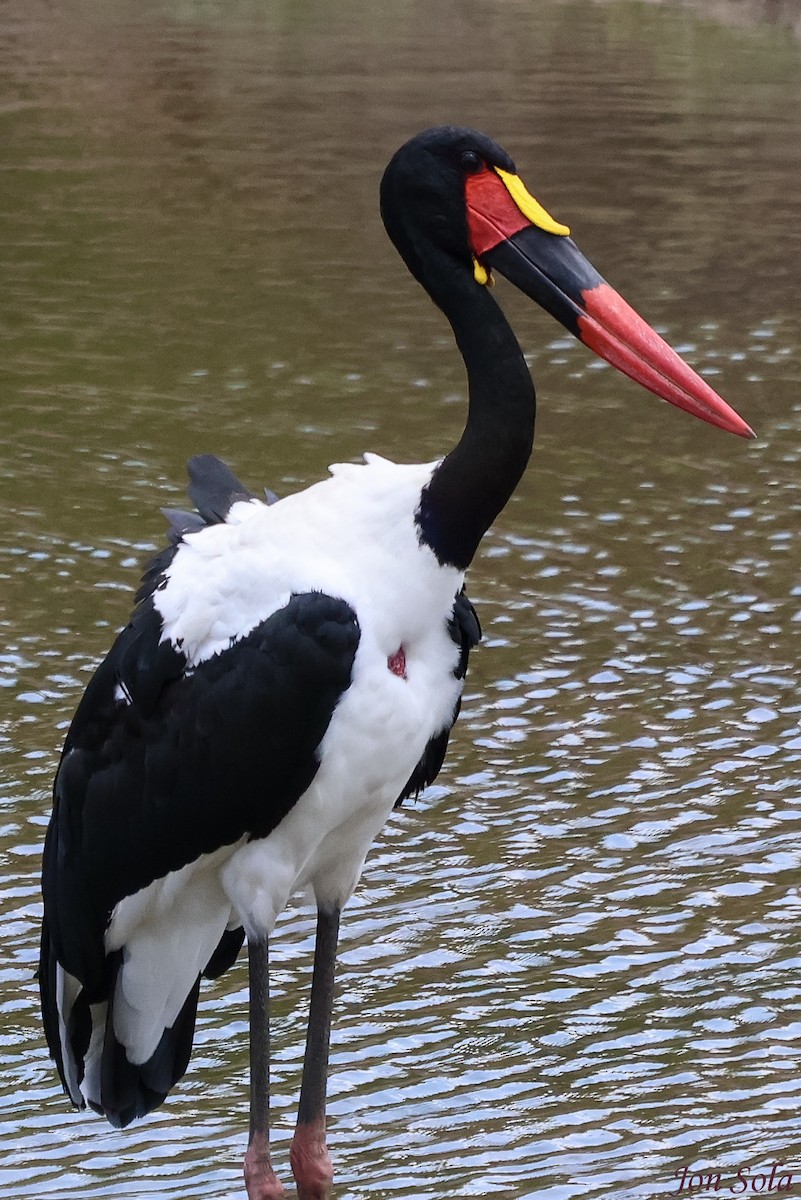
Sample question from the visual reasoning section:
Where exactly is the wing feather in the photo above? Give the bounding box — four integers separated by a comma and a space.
40, 585, 359, 1124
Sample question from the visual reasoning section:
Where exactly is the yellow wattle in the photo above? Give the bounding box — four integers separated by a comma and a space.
472, 257, 492, 286
496, 167, 570, 237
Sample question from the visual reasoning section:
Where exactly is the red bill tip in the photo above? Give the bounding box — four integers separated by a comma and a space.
578, 284, 755, 440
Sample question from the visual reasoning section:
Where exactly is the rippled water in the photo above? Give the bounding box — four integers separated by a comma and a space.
2, 0, 801, 1196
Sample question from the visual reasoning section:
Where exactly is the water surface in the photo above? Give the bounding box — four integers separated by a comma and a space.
2, 1, 801, 1197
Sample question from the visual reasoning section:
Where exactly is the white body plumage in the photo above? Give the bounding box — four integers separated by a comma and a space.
77, 453, 466, 1082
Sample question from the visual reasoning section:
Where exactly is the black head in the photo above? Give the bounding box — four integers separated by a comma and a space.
379, 126, 516, 291
378, 125, 753, 440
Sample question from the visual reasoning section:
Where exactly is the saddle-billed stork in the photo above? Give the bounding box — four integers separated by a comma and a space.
39, 126, 753, 1200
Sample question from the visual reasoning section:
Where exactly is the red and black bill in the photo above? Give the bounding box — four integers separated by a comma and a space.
465, 167, 754, 440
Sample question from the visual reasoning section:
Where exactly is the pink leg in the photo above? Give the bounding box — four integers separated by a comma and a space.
289, 1121, 332, 1200
244, 1131, 285, 1200
289, 907, 340, 1200
244, 937, 285, 1200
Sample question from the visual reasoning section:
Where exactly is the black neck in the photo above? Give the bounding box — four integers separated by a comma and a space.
416, 261, 536, 570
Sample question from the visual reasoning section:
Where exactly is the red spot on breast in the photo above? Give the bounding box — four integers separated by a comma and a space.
387, 646, 407, 679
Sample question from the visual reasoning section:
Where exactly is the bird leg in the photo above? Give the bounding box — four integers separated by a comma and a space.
289, 905, 341, 1200
244, 936, 285, 1200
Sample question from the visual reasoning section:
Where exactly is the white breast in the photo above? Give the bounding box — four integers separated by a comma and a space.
148, 451, 467, 931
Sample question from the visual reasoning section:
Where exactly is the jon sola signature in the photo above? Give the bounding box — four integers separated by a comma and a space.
675, 1164, 798, 1194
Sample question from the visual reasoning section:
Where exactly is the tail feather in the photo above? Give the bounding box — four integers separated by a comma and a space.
39, 918, 87, 1107
41, 915, 221, 1127
203, 925, 245, 979
97, 954, 201, 1128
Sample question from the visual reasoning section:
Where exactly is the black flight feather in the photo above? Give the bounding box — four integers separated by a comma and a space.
186, 453, 256, 523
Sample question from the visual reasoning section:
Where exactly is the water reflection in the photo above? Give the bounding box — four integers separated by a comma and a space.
2, 0, 801, 1196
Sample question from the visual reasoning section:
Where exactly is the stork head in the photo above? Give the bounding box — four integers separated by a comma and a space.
380, 126, 754, 440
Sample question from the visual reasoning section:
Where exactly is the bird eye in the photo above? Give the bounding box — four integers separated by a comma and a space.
461, 150, 483, 174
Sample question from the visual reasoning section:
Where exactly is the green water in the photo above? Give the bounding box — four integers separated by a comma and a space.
2, 0, 801, 1196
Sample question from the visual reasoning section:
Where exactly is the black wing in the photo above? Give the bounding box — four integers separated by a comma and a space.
40, 590, 359, 1125
40, 456, 358, 1126
396, 587, 481, 805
